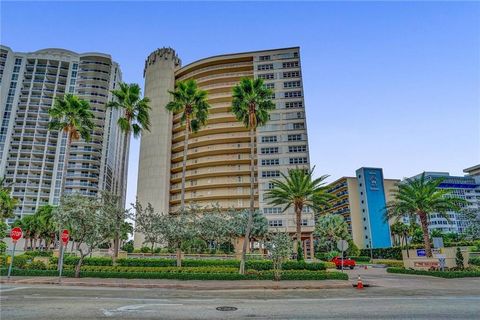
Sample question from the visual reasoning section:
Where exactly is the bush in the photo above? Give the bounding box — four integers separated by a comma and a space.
13, 254, 29, 269
360, 247, 402, 260
469, 257, 480, 266
0, 268, 347, 281
0, 241, 6, 254
116, 258, 325, 271
26, 260, 47, 270
121, 241, 134, 253
456, 248, 464, 269
49, 256, 113, 266
349, 256, 371, 262
373, 259, 404, 267
140, 246, 151, 253
387, 267, 480, 278
23, 250, 54, 257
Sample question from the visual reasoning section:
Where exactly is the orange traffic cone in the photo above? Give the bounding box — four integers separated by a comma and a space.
357, 276, 364, 289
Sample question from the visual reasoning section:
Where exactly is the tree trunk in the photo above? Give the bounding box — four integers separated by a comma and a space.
240, 125, 255, 275
180, 120, 189, 211
419, 212, 432, 257
75, 255, 85, 278
23, 237, 28, 251
114, 130, 129, 260
58, 132, 72, 268
176, 245, 182, 267
295, 204, 304, 261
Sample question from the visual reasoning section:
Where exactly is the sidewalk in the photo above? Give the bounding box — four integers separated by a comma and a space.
0, 276, 351, 290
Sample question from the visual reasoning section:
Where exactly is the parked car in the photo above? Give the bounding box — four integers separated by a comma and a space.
330, 256, 356, 269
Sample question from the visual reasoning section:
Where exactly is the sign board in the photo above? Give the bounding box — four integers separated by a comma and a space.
416, 249, 426, 257
61, 229, 69, 245
433, 237, 444, 249
10, 227, 22, 242
413, 261, 439, 268
336, 239, 349, 252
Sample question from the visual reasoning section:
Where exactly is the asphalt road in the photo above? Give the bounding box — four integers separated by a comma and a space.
1, 269, 479, 319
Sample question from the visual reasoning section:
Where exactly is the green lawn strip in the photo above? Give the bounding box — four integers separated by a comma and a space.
387, 267, 480, 278
0, 268, 348, 281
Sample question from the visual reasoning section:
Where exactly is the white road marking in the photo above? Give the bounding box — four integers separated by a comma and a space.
101, 303, 183, 317
0, 287, 28, 292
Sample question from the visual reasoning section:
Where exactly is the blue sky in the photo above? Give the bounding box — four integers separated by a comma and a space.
2, 1, 479, 208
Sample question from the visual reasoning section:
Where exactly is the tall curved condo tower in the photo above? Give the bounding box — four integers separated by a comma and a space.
136, 47, 314, 256
0, 46, 129, 221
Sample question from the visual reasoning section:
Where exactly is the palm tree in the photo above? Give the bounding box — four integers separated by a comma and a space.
231, 78, 275, 274
265, 167, 335, 261
165, 79, 210, 211
385, 172, 467, 257
48, 94, 95, 193
314, 213, 350, 252
108, 83, 151, 259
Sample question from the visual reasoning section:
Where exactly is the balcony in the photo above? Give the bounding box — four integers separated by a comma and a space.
171, 154, 252, 172
171, 142, 251, 162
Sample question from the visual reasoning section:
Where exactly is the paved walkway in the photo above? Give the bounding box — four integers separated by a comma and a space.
1, 276, 351, 290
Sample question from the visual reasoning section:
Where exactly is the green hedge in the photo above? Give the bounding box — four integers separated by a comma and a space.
23, 250, 54, 257
373, 259, 404, 267
349, 256, 371, 262
116, 258, 325, 271
360, 248, 402, 260
49, 256, 113, 266
468, 257, 480, 267
0, 268, 347, 281
387, 267, 480, 278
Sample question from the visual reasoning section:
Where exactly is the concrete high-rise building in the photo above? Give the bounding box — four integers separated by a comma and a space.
136, 47, 313, 255
322, 167, 399, 249
0, 45, 128, 222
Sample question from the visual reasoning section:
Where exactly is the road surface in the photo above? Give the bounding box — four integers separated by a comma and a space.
1, 268, 479, 319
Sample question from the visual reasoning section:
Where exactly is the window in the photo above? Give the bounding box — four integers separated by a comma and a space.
284, 91, 302, 98
261, 136, 277, 143
288, 145, 307, 153
14, 58, 22, 65
283, 61, 299, 68
269, 219, 283, 227
264, 207, 282, 214
259, 55, 271, 61
293, 123, 305, 130
264, 83, 275, 89
13, 66, 20, 73
258, 73, 274, 80
261, 147, 278, 154
283, 71, 300, 78
268, 182, 275, 189
285, 101, 303, 109
261, 159, 280, 166
72, 63, 78, 70
262, 170, 280, 178
71, 71, 77, 77
284, 81, 301, 88
258, 64, 273, 71
289, 157, 308, 164
288, 134, 302, 141
11, 74, 18, 81
301, 219, 308, 226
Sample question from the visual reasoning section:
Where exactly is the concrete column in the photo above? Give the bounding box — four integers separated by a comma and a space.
134, 48, 180, 248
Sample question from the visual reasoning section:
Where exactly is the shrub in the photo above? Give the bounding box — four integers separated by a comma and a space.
49, 256, 113, 266
373, 259, 404, 267
140, 246, 151, 253
121, 241, 134, 253
324, 262, 336, 269
0, 268, 348, 281
456, 248, 464, 269
23, 250, 54, 257
469, 256, 480, 266
26, 260, 47, 270
13, 254, 29, 269
0, 255, 6, 267
0, 242, 6, 254
349, 256, 371, 262
387, 267, 480, 278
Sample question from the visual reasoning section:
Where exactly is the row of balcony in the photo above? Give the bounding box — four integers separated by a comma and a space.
170, 154, 252, 172
171, 142, 251, 162
171, 132, 251, 151
170, 164, 251, 182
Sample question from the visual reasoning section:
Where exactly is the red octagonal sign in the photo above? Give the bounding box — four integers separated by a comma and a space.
10, 227, 22, 242
61, 229, 69, 245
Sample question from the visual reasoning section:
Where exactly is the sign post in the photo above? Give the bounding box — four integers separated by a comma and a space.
8, 227, 23, 279
58, 229, 69, 281
336, 239, 349, 272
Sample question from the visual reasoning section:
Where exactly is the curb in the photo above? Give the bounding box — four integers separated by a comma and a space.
0, 279, 352, 290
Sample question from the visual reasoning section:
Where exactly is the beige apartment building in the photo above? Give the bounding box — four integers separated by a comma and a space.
136, 47, 314, 256
0, 45, 128, 221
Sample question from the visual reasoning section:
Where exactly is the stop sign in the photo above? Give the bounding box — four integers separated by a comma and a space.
61, 229, 69, 245
10, 227, 22, 242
